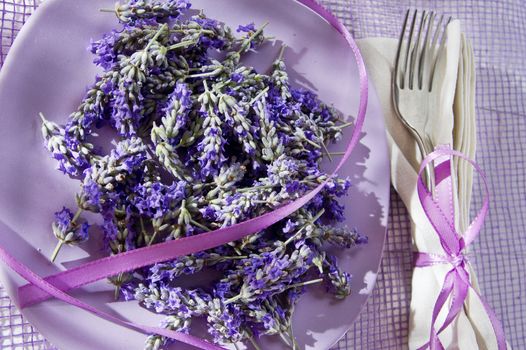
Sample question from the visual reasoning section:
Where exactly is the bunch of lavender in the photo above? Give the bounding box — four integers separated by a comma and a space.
40, 1, 367, 348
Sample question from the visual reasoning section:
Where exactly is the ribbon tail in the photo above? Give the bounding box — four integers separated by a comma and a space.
435, 269, 469, 336
417, 270, 456, 350
429, 334, 446, 350
469, 283, 507, 350
0, 245, 224, 350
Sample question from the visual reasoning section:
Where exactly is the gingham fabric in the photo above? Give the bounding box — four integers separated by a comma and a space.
1, 1, 524, 349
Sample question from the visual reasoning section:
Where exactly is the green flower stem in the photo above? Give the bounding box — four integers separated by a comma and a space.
237, 184, 275, 193
286, 278, 323, 290
72, 207, 83, 224
219, 256, 248, 261
302, 137, 322, 149
252, 199, 273, 205
139, 216, 148, 246
233, 247, 243, 256
238, 21, 269, 53
172, 29, 215, 35
50, 207, 83, 262
279, 332, 293, 348
284, 209, 325, 246
224, 294, 242, 305
190, 219, 211, 232
148, 229, 161, 246
321, 140, 333, 162
146, 24, 168, 51
114, 281, 122, 300
50, 240, 64, 262
335, 121, 354, 129
187, 70, 221, 79
145, 145, 179, 182
113, 272, 127, 300
249, 86, 269, 105
167, 39, 197, 51
277, 44, 287, 61
236, 180, 318, 196
247, 335, 262, 350
287, 325, 299, 350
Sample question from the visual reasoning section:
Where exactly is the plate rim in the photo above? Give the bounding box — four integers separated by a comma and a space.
0, 0, 391, 349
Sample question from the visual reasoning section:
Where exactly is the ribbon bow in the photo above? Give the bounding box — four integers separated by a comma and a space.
414, 146, 506, 350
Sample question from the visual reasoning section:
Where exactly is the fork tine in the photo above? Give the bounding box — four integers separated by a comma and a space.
403, 9, 418, 89
430, 14, 444, 54
394, 9, 410, 87
427, 14, 444, 90
418, 11, 434, 89
429, 16, 452, 90
409, 10, 426, 89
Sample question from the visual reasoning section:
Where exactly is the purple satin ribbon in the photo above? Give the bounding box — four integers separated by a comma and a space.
414, 146, 506, 350
0, 1, 369, 349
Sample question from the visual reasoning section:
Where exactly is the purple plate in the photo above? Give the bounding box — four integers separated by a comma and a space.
0, 0, 389, 349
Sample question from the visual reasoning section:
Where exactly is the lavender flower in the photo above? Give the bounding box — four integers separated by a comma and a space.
148, 255, 205, 283
151, 83, 193, 146
197, 83, 226, 178
50, 207, 90, 262
256, 98, 284, 163
40, 113, 92, 176
225, 242, 314, 304
108, 0, 191, 24
133, 181, 186, 218
237, 23, 256, 33
41, 3, 366, 348
218, 92, 257, 156
90, 31, 119, 70
308, 225, 368, 248
207, 298, 246, 345
323, 255, 352, 299
204, 162, 246, 199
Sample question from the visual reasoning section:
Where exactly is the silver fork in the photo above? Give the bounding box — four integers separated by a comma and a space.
392, 9, 451, 189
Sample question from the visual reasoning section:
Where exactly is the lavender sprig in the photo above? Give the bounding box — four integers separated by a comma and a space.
103, 0, 191, 24
40, 113, 93, 176
224, 242, 315, 305
50, 207, 89, 262
41, 2, 366, 348
196, 81, 226, 178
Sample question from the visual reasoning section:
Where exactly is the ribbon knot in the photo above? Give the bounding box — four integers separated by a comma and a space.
450, 253, 466, 268
414, 146, 506, 350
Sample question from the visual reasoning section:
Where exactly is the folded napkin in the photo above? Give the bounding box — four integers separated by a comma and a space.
356, 23, 508, 350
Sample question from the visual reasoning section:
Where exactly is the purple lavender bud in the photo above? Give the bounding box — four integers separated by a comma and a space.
89, 31, 118, 70
201, 206, 217, 221
237, 23, 256, 33
283, 219, 297, 234
82, 180, 102, 207
78, 222, 90, 241
230, 72, 244, 83
54, 207, 73, 232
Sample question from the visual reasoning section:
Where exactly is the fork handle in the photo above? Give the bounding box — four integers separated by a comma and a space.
415, 134, 435, 193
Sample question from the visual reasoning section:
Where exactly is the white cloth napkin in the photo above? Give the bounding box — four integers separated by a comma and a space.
356, 25, 507, 350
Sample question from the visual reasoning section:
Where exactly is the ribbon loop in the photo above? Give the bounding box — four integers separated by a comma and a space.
414, 146, 506, 350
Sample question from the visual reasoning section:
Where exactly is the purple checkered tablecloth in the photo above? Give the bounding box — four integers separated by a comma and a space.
1, 0, 524, 349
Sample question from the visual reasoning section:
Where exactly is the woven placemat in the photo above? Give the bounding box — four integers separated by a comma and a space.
1, 1, 524, 349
